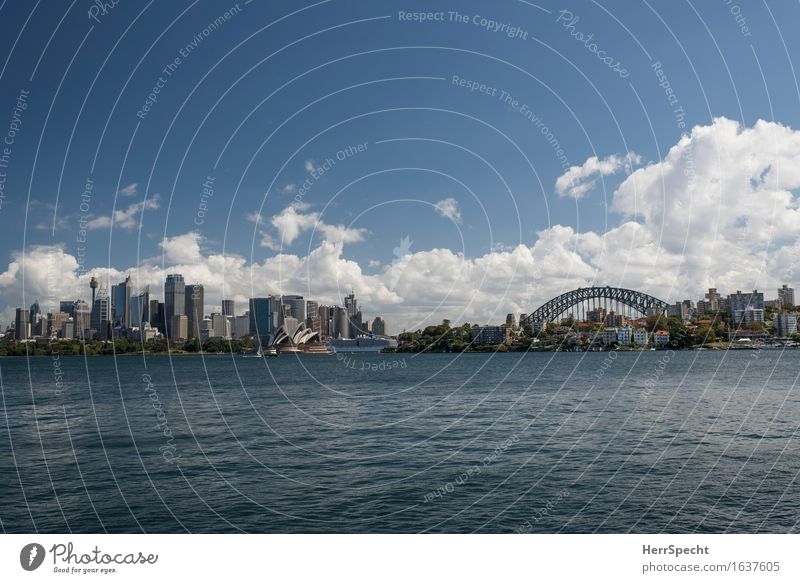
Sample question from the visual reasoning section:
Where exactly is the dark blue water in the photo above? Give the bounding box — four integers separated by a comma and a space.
1, 350, 799, 533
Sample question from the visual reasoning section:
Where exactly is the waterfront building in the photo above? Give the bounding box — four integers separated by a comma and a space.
472, 325, 509, 345
267, 295, 282, 332
372, 316, 387, 336
164, 274, 186, 339
778, 284, 795, 308
728, 289, 764, 314
732, 308, 765, 326
200, 318, 214, 341
617, 325, 632, 345
774, 312, 798, 337
185, 284, 204, 340
633, 328, 649, 346
221, 299, 235, 317
653, 330, 670, 347
15, 308, 30, 341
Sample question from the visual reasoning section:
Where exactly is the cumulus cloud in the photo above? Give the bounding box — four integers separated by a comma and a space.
263, 203, 366, 248
556, 152, 641, 199
304, 160, 315, 173
86, 196, 160, 230
433, 197, 462, 223
3, 118, 800, 332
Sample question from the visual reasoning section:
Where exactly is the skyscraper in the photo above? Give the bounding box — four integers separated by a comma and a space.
29, 300, 41, 324
372, 316, 387, 336
91, 288, 110, 338
131, 286, 150, 328
305, 300, 319, 333
74, 300, 91, 339
59, 300, 75, 317
221, 299, 235, 317
281, 295, 306, 323
15, 308, 30, 340
318, 305, 331, 338
778, 284, 795, 308
112, 275, 133, 327
185, 284, 204, 340
164, 274, 185, 339
249, 298, 271, 340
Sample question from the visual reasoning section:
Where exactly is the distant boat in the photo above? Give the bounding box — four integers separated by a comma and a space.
242, 345, 278, 358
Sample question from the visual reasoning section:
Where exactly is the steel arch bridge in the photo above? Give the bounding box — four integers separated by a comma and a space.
521, 286, 669, 325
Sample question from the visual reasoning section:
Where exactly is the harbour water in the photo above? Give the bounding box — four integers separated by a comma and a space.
1, 350, 798, 533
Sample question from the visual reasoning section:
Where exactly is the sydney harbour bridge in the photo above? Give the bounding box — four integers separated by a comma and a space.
521, 286, 669, 326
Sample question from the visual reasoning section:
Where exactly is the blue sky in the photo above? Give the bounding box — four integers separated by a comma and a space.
1, 0, 800, 329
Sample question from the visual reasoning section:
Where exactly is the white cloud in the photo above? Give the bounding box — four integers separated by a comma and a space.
304, 160, 315, 173
556, 152, 641, 199
281, 183, 297, 194
433, 197, 462, 223
265, 203, 366, 248
86, 196, 160, 230
118, 183, 138, 197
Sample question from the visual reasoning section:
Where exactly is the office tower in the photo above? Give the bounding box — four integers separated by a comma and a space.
505, 313, 516, 328
221, 299, 235, 317
15, 308, 30, 340
112, 275, 133, 327
778, 284, 795, 308
61, 319, 74, 339
60, 300, 75, 317
232, 314, 250, 339
519, 313, 528, 325
47, 312, 68, 337
90, 276, 99, 305
305, 300, 319, 333
332, 306, 348, 338
91, 288, 110, 337
74, 300, 91, 339
199, 318, 214, 340
249, 298, 271, 339
164, 274, 185, 338
704, 288, 722, 312
211, 313, 231, 339
349, 310, 364, 338
29, 300, 41, 324
170, 314, 188, 341
130, 286, 150, 328
282, 295, 306, 323
149, 300, 163, 334
372, 316, 387, 336
344, 291, 357, 317
318, 305, 331, 338
185, 283, 204, 339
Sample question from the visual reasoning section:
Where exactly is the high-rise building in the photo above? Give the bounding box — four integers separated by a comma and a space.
249, 298, 271, 340
149, 300, 164, 334
47, 312, 68, 337
344, 291, 357, 317
91, 288, 110, 338
232, 314, 250, 339
318, 305, 331, 338
60, 300, 75, 317
29, 300, 41, 324
282, 295, 306, 324
130, 286, 150, 328
372, 316, 387, 336
729, 290, 765, 325
221, 299, 235, 317
74, 300, 91, 339
505, 313, 516, 328
305, 300, 320, 333
185, 284, 204, 339
774, 312, 798, 337
15, 308, 30, 341
211, 313, 231, 339
164, 274, 185, 338
332, 306, 348, 338
778, 285, 795, 308
169, 314, 188, 341
705, 288, 721, 312
112, 275, 133, 327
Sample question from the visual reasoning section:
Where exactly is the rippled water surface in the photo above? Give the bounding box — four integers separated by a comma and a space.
1, 350, 799, 532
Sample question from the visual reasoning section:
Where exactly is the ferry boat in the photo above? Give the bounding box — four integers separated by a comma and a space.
326, 336, 398, 353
